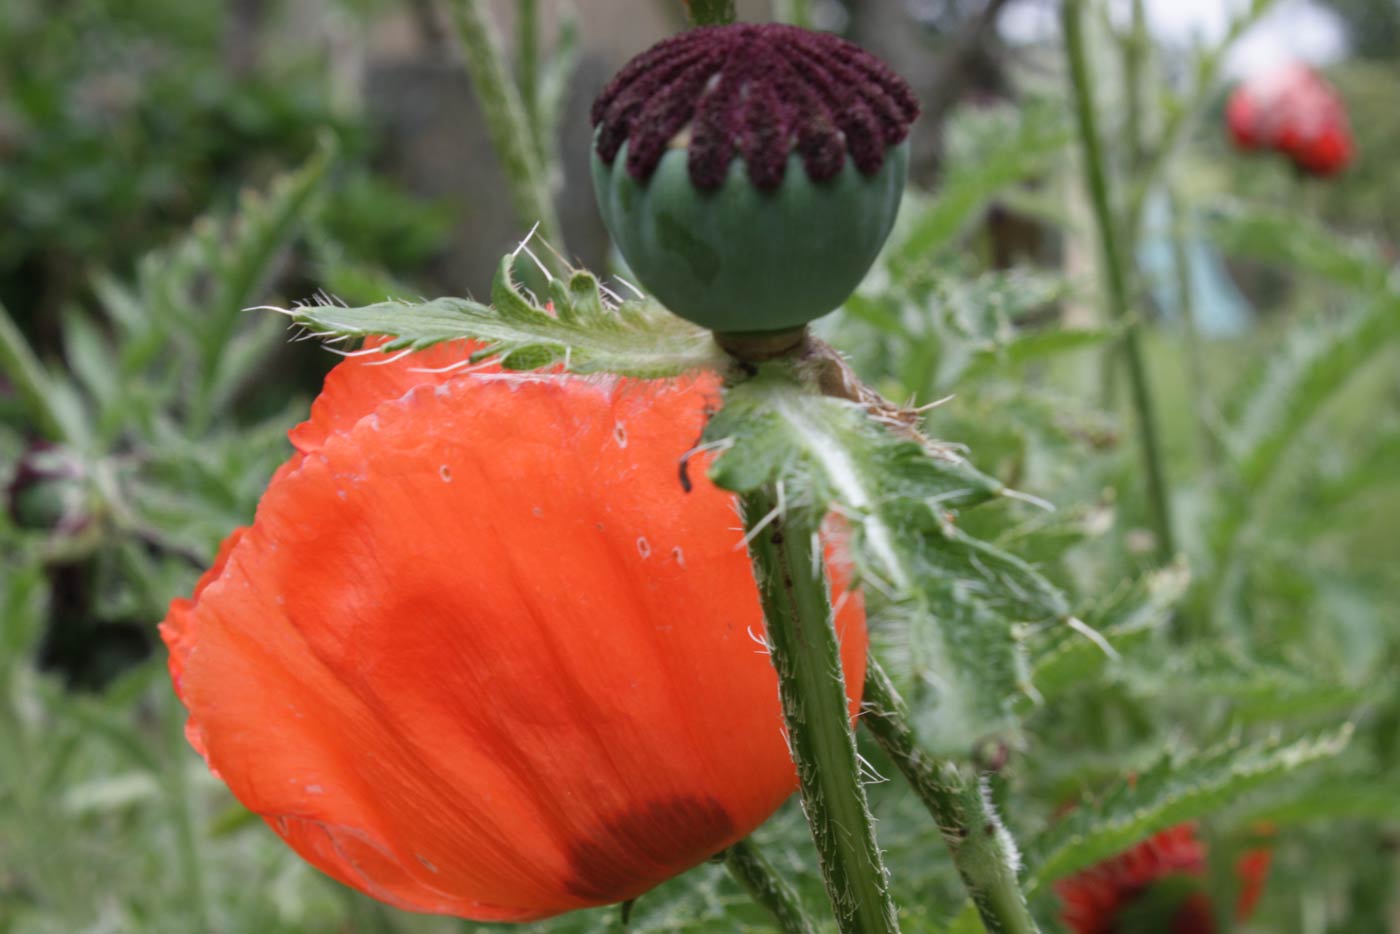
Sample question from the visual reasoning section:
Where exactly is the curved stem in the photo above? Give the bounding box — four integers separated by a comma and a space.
724, 838, 816, 934
1063, 0, 1176, 565
0, 299, 68, 442
862, 657, 1039, 934
741, 488, 900, 934
449, 0, 564, 251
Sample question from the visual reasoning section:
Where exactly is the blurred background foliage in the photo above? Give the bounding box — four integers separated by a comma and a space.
2, 0, 1399, 932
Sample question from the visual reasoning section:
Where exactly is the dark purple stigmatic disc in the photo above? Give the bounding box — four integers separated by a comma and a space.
591, 23, 920, 192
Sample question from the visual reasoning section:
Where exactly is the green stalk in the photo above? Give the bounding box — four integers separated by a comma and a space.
774, 0, 812, 27
1124, 0, 1279, 237
1121, 0, 1148, 174
1062, 0, 1176, 564
685, 0, 736, 27
1165, 187, 1220, 472
741, 487, 900, 934
516, 0, 543, 165
449, 0, 564, 251
0, 299, 68, 442
1104, 0, 1146, 415
165, 691, 210, 931
862, 658, 1039, 934
724, 838, 816, 934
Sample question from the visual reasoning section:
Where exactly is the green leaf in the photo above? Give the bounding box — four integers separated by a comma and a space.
1028, 560, 1191, 705
703, 365, 1069, 756
1026, 726, 1353, 889
1237, 775, 1400, 826
286, 254, 725, 380
1213, 290, 1400, 567
959, 326, 1112, 385
1204, 202, 1392, 291
1138, 647, 1372, 723
890, 102, 1070, 268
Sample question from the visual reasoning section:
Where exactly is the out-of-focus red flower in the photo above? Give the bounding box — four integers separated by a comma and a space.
1226, 63, 1353, 176
1056, 823, 1274, 934
161, 341, 867, 921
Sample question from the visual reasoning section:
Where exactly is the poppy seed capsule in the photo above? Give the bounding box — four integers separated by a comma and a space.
591, 23, 919, 335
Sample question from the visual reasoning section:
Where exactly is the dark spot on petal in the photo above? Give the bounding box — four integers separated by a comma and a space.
563, 795, 735, 903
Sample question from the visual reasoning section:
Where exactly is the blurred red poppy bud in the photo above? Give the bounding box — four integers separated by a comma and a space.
1226, 63, 1353, 177
1056, 823, 1273, 934
591, 23, 918, 335
161, 342, 867, 921
5, 442, 90, 534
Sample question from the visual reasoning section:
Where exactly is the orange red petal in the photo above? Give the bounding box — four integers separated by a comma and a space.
162, 345, 866, 920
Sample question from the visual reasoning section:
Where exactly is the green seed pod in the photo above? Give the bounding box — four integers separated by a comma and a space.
590, 24, 919, 336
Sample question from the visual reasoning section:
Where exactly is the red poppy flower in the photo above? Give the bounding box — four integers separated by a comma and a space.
1226, 64, 1353, 176
161, 342, 867, 921
1056, 823, 1273, 934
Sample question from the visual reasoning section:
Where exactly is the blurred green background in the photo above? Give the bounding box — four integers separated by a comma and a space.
2, 0, 1399, 931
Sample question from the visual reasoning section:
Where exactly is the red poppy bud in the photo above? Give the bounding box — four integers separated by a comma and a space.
161, 342, 867, 921
1056, 822, 1275, 934
1225, 92, 1262, 151
1057, 824, 1209, 934
1225, 64, 1353, 177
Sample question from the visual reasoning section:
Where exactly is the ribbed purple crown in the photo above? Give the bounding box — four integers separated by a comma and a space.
591, 23, 920, 192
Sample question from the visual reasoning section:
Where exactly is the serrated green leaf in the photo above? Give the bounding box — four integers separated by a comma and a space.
1026, 727, 1353, 889
703, 366, 1069, 756
288, 253, 725, 379
1133, 647, 1371, 723
1028, 560, 1190, 704
1212, 290, 1400, 578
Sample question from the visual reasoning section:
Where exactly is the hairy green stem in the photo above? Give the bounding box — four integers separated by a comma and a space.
449, 0, 564, 251
1063, 0, 1176, 564
724, 838, 816, 934
0, 299, 68, 442
741, 488, 899, 934
862, 658, 1038, 934
685, 0, 736, 27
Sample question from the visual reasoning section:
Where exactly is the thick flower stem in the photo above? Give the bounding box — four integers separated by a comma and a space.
741, 487, 900, 934
1062, 0, 1176, 565
0, 299, 68, 442
724, 838, 816, 934
449, 0, 564, 251
685, 0, 736, 27
861, 658, 1038, 934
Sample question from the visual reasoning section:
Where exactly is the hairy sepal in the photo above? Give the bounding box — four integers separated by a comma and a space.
285, 253, 725, 380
